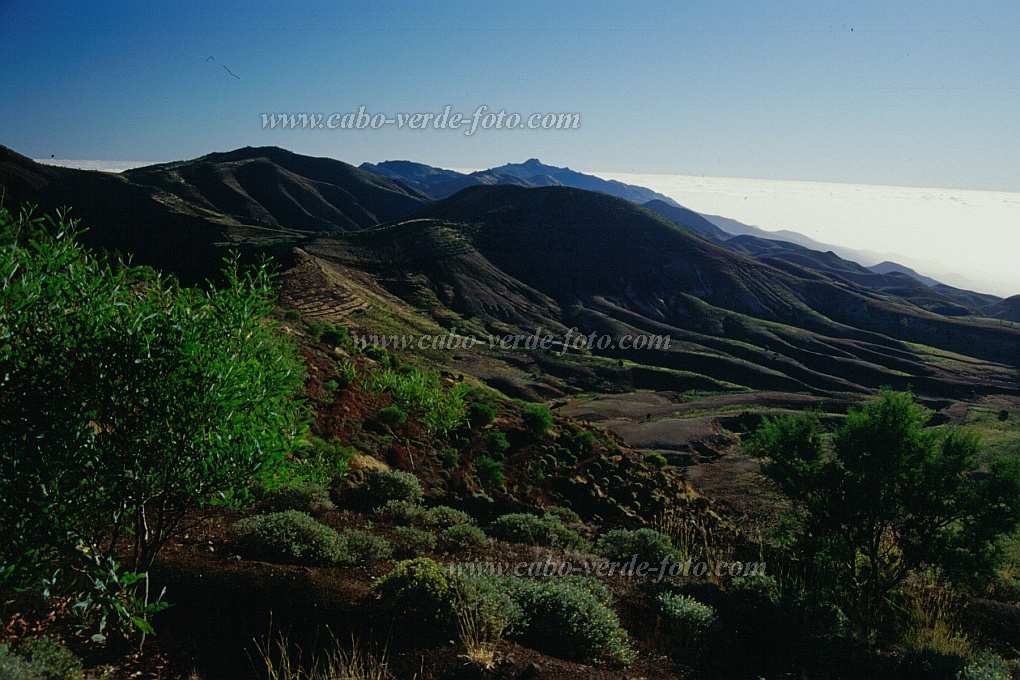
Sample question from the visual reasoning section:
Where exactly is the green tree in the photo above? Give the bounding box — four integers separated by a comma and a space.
747, 390, 1020, 636
0, 208, 307, 642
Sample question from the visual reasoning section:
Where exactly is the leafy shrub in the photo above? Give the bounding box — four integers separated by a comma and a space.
439, 524, 488, 552
657, 591, 717, 639
730, 572, 780, 602
339, 528, 393, 563
474, 455, 505, 489
363, 470, 424, 507
437, 447, 460, 469
374, 499, 426, 525
374, 558, 462, 636
644, 452, 668, 468
483, 430, 511, 455
957, 650, 1015, 680
231, 511, 345, 565
467, 402, 497, 428
544, 506, 582, 527
424, 505, 475, 529
595, 528, 676, 564
0, 208, 307, 642
362, 344, 389, 364
0, 637, 83, 680
376, 405, 407, 429
574, 430, 597, 450
282, 309, 302, 322
320, 325, 349, 347
501, 577, 634, 666
459, 575, 526, 641
491, 514, 588, 551
393, 526, 437, 557
260, 482, 334, 514
523, 404, 553, 435
367, 367, 467, 436
297, 437, 355, 484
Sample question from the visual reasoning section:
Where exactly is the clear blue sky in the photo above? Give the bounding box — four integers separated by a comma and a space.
3, 1, 1018, 191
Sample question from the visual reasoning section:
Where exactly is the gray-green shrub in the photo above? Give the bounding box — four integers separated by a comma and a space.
595, 528, 676, 565
232, 511, 345, 565
363, 470, 424, 507
438, 524, 488, 552
424, 505, 475, 529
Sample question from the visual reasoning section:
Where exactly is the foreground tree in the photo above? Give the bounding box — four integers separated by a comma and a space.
747, 389, 1020, 636
0, 207, 307, 643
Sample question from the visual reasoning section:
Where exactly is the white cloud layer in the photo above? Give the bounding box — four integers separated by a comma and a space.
597, 172, 1020, 298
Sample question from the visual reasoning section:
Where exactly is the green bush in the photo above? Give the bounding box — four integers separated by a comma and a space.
644, 452, 668, 468
282, 309, 302, 322
320, 325, 349, 347
424, 505, 475, 529
363, 470, 424, 507
574, 430, 597, 450
339, 528, 393, 563
544, 506, 582, 526
657, 591, 717, 639
374, 558, 462, 636
231, 511, 345, 565
393, 526, 437, 557
375, 499, 426, 525
595, 528, 676, 564
438, 524, 488, 552
377, 405, 407, 429
501, 577, 633, 666
474, 455, 505, 489
363, 344, 389, 364
260, 482, 334, 514
295, 437, 355, 484
0, 208, 306, 642
437, 447, 460, 469
523, 404, 553, 435
491, 514, 588, 551
0, 637, 83, 679
483, 430, 511, 455
467, 402, 497, 428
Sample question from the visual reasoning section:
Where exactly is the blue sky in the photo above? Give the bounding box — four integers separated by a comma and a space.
3, 1, 1018, 191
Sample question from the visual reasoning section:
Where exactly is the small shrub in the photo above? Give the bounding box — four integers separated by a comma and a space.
282, 309, 302, 322
595, 528, 676, 565
261, 481, 334, 514
543, 506, 582, 527
439, 524, 488, 552
502, 577, 634, 667
374, 558, 461, 637
730, 572, 780, 602
438, 447, 460, 469
320, 325, 349, 347
574, 430, 597, 450
474, 455, 505, 489
377, 405, 407, 429
0, 637, 83, 679
657, 592, 717, 656
231, 510, 345, 565
363, 344, 389, 364
491, 514, 588, 551
644, 452, 668, 468
523, 404, 553, 435
375, 499, 426, 525
957, 650, 1015, 680
363, 470, 424, 507
340, 528, 393, 563
467, 402, 497, 428
424, 505, 475, 529
393, 526, 437, 557
482, 430, 511, 455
